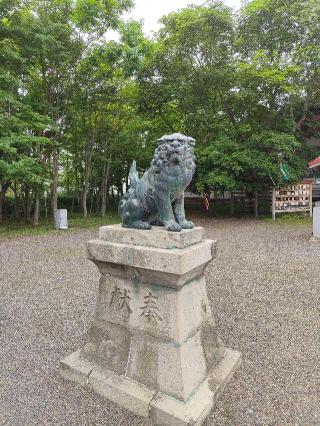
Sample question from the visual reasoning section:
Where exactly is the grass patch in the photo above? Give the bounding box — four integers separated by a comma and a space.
1, 209, 312, 240
261, 212, 312, 225
0, 211, 120, 239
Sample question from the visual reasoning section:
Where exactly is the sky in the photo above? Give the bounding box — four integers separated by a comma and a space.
124, 0, 242, 35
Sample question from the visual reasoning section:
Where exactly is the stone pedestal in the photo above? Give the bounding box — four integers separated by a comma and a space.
60, 225, 241, 425
313, 205, 320, 239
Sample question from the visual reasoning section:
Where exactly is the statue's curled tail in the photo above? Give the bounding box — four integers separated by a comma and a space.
128, 160, 139, 189
118, 160, 139, 219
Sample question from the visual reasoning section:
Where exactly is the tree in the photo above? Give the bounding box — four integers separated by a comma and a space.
1, 0, 318, 225
0, 1, 52, 223
24, 0, 134, 215
238, 0, 320, 135
63, 21, 153, 217
137, 1, 308, 207
138, 2, 235, 140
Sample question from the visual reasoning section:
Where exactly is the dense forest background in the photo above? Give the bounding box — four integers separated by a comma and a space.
1, 0, 319, 224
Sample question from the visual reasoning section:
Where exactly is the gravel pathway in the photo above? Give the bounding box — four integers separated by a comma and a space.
0, 218, 319, 425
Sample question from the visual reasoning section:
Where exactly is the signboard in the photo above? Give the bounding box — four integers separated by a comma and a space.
272, 181, 313, 220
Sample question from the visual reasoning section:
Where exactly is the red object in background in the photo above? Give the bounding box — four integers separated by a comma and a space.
302, 178, 313, 184
203, 192, 210, 211
308, 156, 320, 169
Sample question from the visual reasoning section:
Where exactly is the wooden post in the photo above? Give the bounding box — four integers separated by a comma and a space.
272, 188, 276, 221
310, 183, 313, 218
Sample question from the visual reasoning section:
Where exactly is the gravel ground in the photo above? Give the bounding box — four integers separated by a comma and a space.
0, 218, 319, 426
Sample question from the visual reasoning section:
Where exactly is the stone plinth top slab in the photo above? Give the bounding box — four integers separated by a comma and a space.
87, 238, 215, 277
99, 224, 204, 249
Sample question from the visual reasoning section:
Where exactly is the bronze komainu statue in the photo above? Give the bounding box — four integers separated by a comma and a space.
118, 133, 196, 232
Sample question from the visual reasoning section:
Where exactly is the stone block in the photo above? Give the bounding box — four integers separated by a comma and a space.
80, 320, 131, 375
94, 261, 212, 288
59, 349, 94, 387
95, 273, 218, 345
125, 328, 223, 402
87, 238, 214, 279
89, 366, 156, 418
150, 348, 242, 426
60, 348, 241, 426
99, 224, 204, 249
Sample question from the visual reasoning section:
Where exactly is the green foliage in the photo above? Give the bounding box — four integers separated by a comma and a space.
0, 211, 119, 238
72, 0, 133, 34
137, 2, 311, 194
1, 0, 319, 225
0, 2, 53, 197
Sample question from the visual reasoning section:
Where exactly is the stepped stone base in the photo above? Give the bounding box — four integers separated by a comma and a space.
60, 225, 241, 425
60, 348, 241, 426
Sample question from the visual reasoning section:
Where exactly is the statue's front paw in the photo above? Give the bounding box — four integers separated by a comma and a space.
166, 220, 182, 232
180, 220, 194, 229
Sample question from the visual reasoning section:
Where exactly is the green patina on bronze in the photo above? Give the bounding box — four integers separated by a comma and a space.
118, 133, 196, 232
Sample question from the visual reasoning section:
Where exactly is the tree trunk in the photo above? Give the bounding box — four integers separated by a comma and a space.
0, 192, 4, 223
33, 190, 40, 226
82, 131, 95, 218
24, 187, 31, 223
101, 156, 112, 217
95, 187, 101, 214
254, 191, 258, 218
51, 146, 59, 215
118, 184, 123, 197
13, 182, 19, 219
296, 99, 309, 131
82, 167, 91, 218
71, 191, 75, 213
0, 195, 3, 223
82, 183, 89, 218
125, 172, 129, 193
89, 190, 94, 215
0, 181, 11, 223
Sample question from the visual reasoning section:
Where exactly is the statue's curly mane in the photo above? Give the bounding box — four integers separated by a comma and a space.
151, 136, 196, 175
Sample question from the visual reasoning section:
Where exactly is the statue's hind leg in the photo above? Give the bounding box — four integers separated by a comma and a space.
150, 215, 164, 226
120, 197, 151, 230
